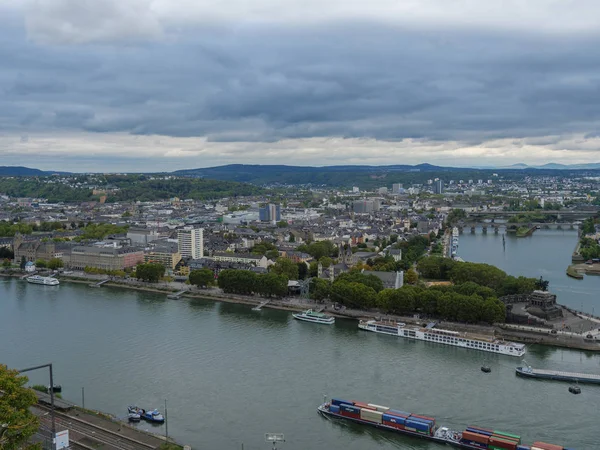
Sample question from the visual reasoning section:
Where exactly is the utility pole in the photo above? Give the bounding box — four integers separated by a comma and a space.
19, 363, 56, 450
81, 387, 85, 409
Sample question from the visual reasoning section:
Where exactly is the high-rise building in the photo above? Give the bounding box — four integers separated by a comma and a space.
259, 204, 281, 222
178, 228, 204, 259
392, 183, 403, 194
433, 179, 444, 194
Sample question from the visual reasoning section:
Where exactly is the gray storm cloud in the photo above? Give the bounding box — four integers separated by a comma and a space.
1, 0, 600, 170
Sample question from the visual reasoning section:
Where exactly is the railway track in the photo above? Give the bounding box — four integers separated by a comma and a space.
33, 404, 158, 450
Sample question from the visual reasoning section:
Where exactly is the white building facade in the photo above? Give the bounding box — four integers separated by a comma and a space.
177, 228, 204, 259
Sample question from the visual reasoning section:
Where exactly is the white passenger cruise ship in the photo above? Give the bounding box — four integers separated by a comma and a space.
26, 275, 60, 286
358, 320, 525, 357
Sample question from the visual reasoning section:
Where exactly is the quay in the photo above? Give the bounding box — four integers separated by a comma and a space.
516, 366, 600, 384
32, 390, 180, 449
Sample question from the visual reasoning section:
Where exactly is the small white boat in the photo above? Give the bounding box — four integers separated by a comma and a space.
27, 275, 60, 286
292, 309, 335, 325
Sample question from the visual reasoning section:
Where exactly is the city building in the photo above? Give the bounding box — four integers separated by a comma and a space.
178, 228, 204, 259
392, 183, 403, 194
144, 242, 181, 271
353, 200, 380, 213
259, 204, 281, 222
433, 179, 444, 194
207, 252, 269, 268
66, 246, 144, 271
127, 227, 161, 245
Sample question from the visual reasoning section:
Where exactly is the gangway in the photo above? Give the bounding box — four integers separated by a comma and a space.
89, 279, 109, 288
252, 300, 270, 311
167, 290, 187, 299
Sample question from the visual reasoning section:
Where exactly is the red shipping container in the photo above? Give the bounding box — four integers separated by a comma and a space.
410, 414, 436, 422
383, 421, 405, 430
462, 431, 490, 445
353, 402, 376, 410
489, 437, 517, 450
340, 410, 360, 420
532, 442, 563, 450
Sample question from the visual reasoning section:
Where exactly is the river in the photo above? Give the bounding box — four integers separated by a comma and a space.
457, 228, 600, 315
1, 271, 598, 449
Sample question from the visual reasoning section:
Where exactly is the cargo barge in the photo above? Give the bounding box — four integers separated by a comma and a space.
516, 365, 600, 384
317, 397, 573, 450
358, 320, 526, 357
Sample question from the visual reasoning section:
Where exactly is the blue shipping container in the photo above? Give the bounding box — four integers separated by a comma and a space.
340, 404, 361, 414
389, 409, 410, 417
330, 405, 340, 414
331, 398, 352, 407
516, 446, 530, 450
405, 420, 430, 431
408, 416, 434, 424
382, 414, 406, 424
467, 427, 493, 436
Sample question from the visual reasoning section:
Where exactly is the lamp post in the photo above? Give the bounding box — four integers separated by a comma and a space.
19, 363, 56, 450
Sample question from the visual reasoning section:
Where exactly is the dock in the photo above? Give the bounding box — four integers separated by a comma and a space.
516, 366, 600, 384
89, 279, 110, 288
167, 290, 188, 299
252, 300, 270, 311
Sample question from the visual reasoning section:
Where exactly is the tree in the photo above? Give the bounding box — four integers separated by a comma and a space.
2, 258, 11, 268
135, 263, 165, 282
318, 256, 332, 268
270, 257, 299, 280
35, 259, 46, 268
217, 269, 258, 295
289, 233, 295, 243
335, 271, 384, 293
47, 258, 64, 270
276, 220, 288, 228
0, 247, 14, 259
19, 256, 26, 270
330, 281, 377, 309
297, 262, 308, 280
0, 364, 40, 450
310, 278, 331, 302
256, 273, 288, 298
405, 268, 419, 285
189, 269, 214, 288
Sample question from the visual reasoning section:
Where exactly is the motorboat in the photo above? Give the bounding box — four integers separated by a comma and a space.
128, 405, 165, 423
128, 412, 141, 422
292, 309, 335, 325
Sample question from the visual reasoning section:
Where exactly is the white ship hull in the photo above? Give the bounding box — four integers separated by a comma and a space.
27, 276, 60, 286
293, 312, 335, 325
359, 321, 525, 357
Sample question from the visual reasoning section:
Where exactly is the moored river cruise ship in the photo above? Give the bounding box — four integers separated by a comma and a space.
358, 320, 526, 357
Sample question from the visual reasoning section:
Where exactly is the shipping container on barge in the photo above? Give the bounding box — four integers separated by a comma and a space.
317, 398, 573, 450
358, 319, 526, 357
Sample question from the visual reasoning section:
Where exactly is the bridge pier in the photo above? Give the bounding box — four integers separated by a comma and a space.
470, 226, 475, 234
482, 225, 488, 234
557, 225, 563, 230
494, 226, 499, 234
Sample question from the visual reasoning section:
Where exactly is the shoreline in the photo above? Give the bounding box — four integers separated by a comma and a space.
4, 270, 600, 353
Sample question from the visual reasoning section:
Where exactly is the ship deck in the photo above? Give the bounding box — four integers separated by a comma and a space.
524, 367, 600, 382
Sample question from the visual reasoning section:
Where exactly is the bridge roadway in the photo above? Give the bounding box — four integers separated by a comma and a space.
467, 210, 597, 219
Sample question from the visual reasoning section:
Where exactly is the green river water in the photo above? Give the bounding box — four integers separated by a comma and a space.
0, 229, 598, 449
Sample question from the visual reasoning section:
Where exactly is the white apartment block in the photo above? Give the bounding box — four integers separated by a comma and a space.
178, 228, 204, 259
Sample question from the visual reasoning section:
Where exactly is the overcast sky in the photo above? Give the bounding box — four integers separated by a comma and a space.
2, 0, 600, 172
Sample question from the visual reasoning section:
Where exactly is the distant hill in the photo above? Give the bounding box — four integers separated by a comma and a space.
0, 166, 49, 176
499, 162, 600, 170
172, 163, 600, 188
172, 163, 465, 187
